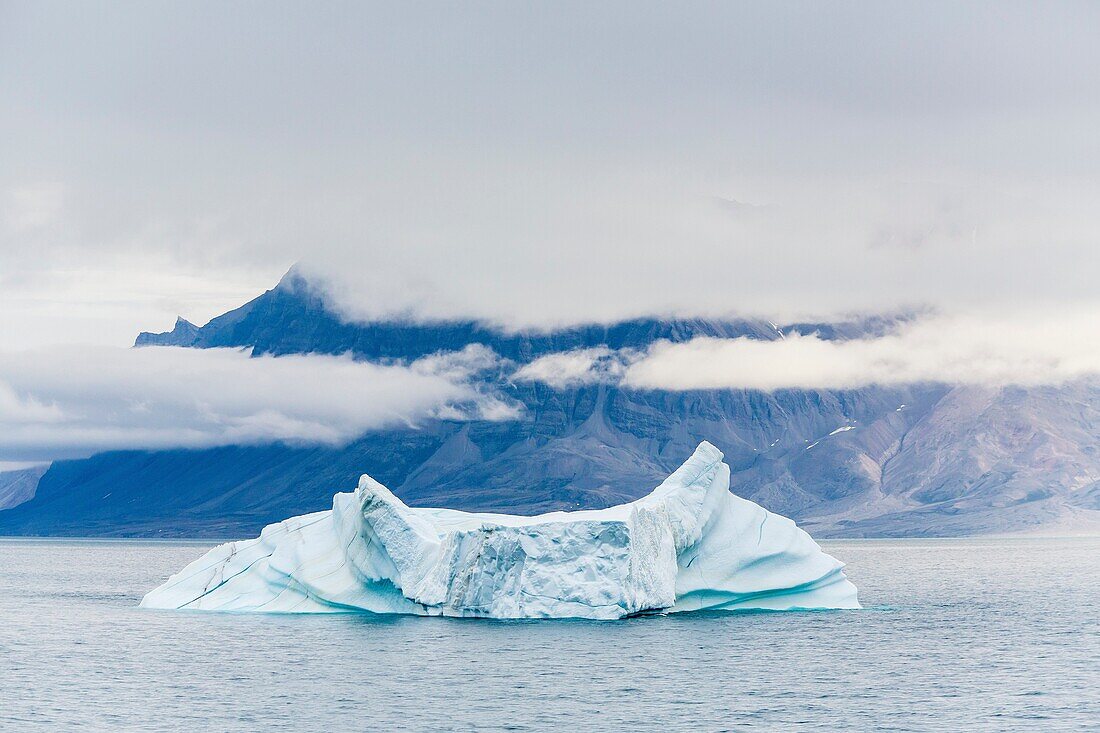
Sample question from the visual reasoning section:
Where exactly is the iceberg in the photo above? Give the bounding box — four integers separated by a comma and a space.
141, 442, 859, 619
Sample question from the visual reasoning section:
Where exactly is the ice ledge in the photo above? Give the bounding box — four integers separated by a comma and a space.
141, 441, 860, 619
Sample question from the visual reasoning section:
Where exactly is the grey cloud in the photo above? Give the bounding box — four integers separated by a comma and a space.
1, 2, 1099, 341
513, 310, 1100, 391
512, 347, 631, 389
0, 345, 517, 462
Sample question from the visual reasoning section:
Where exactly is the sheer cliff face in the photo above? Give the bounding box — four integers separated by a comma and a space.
0, 465, 48, 511
3, 275, 1098, 538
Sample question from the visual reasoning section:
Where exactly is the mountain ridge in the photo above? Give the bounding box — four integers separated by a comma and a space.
3, 273, 1098, 538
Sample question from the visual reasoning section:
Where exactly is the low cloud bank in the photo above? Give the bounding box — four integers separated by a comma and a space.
5, 311, 1097, 462
512, 347, 630, 390
516, 311, 1100, 391
0, 345, 518, 462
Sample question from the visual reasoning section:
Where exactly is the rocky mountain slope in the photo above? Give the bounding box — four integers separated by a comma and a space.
2, 273, 1097, 538
0, 465, 48, 511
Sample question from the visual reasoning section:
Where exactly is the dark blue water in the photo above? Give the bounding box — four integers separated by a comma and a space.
1, 537, 1097, 731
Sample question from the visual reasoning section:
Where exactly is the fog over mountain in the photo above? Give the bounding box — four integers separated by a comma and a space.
1, 3, 1098, 538
3, 3, 1100, 346
1, 274, 1096, 538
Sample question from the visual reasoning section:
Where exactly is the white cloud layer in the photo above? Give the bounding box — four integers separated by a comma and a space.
0, 345, 517, 462
2, 3, 1099, 342
512, 347, 629, 389
514, 311, 1100, 391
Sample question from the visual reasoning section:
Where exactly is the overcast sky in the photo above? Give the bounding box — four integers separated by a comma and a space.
2, 2, 1099, 464
3, 1, 1099, 344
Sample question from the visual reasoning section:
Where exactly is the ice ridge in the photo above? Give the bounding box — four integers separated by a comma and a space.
141, 442, 860, 619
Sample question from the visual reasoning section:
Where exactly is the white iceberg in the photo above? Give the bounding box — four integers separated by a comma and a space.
141, 442, 859, 619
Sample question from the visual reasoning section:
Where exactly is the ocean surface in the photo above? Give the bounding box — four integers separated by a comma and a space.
1, 537, 1097, 732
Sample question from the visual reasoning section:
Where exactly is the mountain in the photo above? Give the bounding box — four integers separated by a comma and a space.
2, 272, 1097, 538
133, 270, 782, 358
0, 465, 48, 511
134, 316, 200, 347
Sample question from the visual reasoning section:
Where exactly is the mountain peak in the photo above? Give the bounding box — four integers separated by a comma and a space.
134, 316, 201, 348
273, 265, 317, 296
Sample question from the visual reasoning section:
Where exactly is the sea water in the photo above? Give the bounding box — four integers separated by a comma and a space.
1, 537, 1097, 731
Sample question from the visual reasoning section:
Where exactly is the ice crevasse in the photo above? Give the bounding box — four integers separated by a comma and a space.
141, 442, 860, 619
